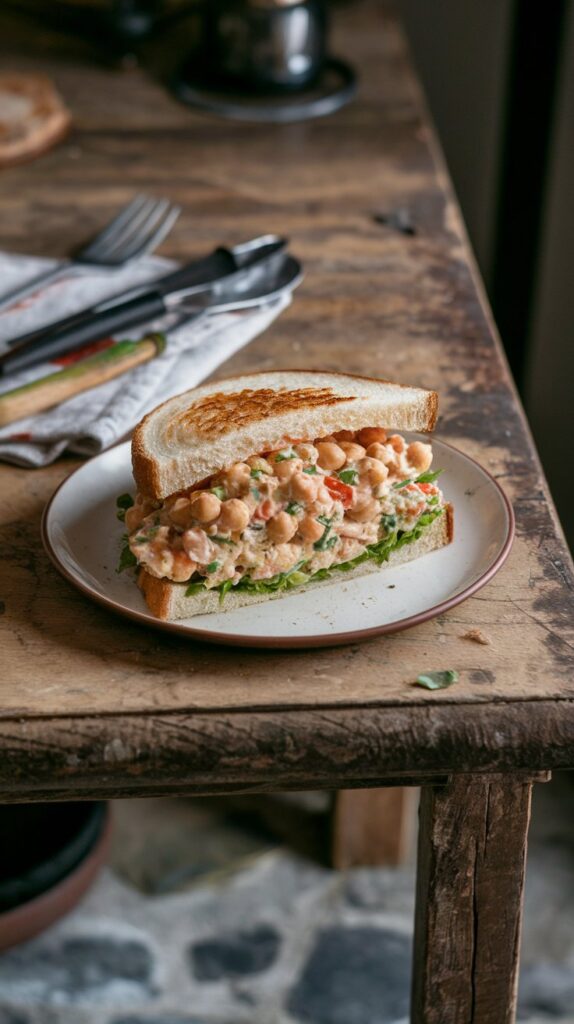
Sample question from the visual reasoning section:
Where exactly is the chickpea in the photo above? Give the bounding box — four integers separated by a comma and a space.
315, 484, 335, 507
357, 426, 387, 448
170, 550, 197, 582
298, 515, 325, 543
339, 441, 366, 463
247, 455, 271, 474
167, 497, 192, 528
189, 491, 221, 524
332, 429, 355, 443
358, 457, 389, 486
407, 441, 433, 473
275, 457, 303, 482
348, 496, 379, 522
294, 443, 318, 463
224, 464, 250, 495
269, 448, 293, 463
291, 472, 320, 503
316, 441, 346, 471
267, 511, 298, 544
366, 442, 390, 462
125, 504, 145, 532
388, 434, 406, 453
217, 498, 251, 532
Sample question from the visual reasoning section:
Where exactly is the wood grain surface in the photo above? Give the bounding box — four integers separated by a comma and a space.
0, 1, 573, 791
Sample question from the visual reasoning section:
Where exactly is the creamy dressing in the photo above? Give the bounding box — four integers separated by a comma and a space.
127, 429, 443, 587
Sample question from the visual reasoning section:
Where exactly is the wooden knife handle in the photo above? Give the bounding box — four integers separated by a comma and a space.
0, 333, 165, 428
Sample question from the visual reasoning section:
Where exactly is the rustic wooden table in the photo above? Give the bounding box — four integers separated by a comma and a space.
2, 2, 574, 1021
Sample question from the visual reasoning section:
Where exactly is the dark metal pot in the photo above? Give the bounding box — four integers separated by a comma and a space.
198, 0, 328, 93
0, 803, 111, 950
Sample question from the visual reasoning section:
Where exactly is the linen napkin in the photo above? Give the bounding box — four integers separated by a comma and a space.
0, 251, 290, 468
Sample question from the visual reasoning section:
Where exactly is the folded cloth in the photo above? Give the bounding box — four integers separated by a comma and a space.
0, 251, 290, 468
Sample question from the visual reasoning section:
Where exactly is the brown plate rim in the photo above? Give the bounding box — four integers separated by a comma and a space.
41, 438, 515, 649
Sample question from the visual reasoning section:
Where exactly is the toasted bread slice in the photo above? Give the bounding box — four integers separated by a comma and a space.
138, 504, 453, 621
0, 74, 71, 167
132, 370, 438, 500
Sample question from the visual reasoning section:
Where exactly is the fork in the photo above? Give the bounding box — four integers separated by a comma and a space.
0, 194, 181, 315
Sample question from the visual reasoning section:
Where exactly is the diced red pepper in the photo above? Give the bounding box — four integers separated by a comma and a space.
325, 476, 354, 509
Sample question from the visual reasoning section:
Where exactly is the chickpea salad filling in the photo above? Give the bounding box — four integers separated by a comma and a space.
118, 428, 446, 599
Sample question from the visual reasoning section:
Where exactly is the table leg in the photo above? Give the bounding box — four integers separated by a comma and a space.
411, 772, 546, 1024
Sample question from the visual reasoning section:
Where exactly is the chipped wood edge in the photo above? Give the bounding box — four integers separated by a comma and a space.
0, 701, 571, 803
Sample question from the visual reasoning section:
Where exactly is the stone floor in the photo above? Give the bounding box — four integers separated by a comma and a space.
1, 775, 574, 1023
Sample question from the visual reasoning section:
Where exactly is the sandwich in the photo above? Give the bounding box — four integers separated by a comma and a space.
121, 371, 453, 620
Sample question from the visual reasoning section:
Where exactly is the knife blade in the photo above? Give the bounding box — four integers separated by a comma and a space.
0, 235, 287, 376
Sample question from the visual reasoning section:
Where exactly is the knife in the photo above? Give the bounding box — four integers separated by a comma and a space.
0, 235, 287, 376
0, 255, 303, 427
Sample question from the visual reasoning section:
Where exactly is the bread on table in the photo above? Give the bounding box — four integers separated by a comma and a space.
0, 74, 71, 167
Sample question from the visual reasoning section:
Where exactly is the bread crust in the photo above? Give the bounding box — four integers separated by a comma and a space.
132, 370, 439, 500
138, 505, 453, 621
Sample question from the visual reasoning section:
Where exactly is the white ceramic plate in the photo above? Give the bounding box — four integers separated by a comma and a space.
42, 436, 514, 648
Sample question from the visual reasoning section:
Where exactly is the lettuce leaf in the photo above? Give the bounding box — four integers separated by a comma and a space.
182, 507, 444, 602
117, 534, 137, 573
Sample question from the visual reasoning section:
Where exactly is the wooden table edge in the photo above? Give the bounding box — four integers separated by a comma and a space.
1, 698, 573, 803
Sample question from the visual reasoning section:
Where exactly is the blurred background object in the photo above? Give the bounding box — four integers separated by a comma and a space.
173, 0, 357, 122
398, 0, 574, 550
0, 803, 110, 951
0, 74, 71, 166
2, 1, 357, 122
1, 0, 164, 64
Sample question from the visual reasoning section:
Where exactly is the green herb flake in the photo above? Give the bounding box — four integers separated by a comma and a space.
285, 501, 303, 515
134, 535, 148, 543
116, 492, 134, 521
211, 486, 226, 500
303, 465, 318, 475
214, 535, 234, 544
338, 469, 358, 485
205, 560, 220, 573
392, 479, 412, 490
218, 579, 234, 604
186, 581, 206, 596
314, 517, 337, 551
415, 469, 443, 484
250, 468, 263, 479
251, 486, 261, 501
274, 450, 296, 463
187, 506, 445, 604
381, 514, 397, 532
428, 496, 439, 506
117, 536, 137, 573
288, 570, 310, 586
413, 669, 459, 691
